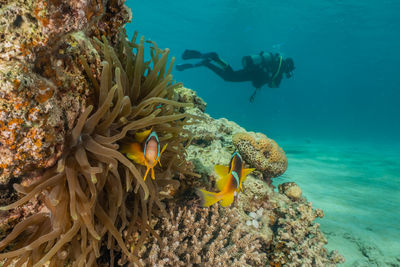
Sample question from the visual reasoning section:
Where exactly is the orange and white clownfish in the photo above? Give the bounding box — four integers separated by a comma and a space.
197, 152, 255, 207
120, 128, 167, 181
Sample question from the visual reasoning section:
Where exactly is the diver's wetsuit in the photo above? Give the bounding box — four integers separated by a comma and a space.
177, 50, 289, 101
201, 59, 274, 89
178, 51, 284, 87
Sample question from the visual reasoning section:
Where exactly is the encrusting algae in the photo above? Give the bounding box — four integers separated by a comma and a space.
0, 31, 198, 266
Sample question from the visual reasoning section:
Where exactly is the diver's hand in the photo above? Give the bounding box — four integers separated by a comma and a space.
249, 88, 259, 103
249, 93, 256, 102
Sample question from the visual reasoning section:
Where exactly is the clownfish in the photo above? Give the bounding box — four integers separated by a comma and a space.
197, 152, 254, 207
120, 128, 167, 181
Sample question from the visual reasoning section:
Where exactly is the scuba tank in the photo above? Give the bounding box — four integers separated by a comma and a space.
241, 52, 273, 69
242, 52, 284, 88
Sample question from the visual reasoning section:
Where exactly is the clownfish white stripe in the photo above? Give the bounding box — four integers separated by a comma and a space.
232, 171, 240, 187
144, 132, 161, 160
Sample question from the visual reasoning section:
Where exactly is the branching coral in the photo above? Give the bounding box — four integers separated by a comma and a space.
268, 200, 345, 266
0, 31, 197, 266
136, 205, 267, 266
233, 132, 288, 180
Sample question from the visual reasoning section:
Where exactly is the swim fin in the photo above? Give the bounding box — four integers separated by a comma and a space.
182, 49, 203, 59
176, 63, 194, 71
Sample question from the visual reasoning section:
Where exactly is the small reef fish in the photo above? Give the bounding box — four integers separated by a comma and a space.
120, 129, 167, 181
197, 152, 254, 207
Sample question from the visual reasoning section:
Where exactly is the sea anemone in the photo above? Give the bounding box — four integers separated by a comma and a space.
0, 31, 196, 266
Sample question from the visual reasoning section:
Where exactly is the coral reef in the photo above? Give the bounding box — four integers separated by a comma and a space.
233, 132, 288, 180
178, 90, 344, 266
172, 88, 246, 183
278, 182, 302, 200
235, 172, 344, 266
137, 205, 267, 266
0, 0, 130, 184
174, 86, 207, 113
0, 1, 344, 266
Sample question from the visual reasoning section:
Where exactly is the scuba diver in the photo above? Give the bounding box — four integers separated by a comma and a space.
176, 50, 295, 102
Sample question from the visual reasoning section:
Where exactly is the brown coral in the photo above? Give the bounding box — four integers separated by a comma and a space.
267, 197, 345, 266
235, 176, 344, 266
278, 182, 302, 200
233, 132, 288, 179
0, 0, 130, 185
137, 205, 267, 267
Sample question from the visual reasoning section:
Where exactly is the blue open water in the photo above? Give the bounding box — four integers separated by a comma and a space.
126, 0, 400, 265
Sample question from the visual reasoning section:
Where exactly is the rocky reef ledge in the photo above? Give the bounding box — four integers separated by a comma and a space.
0, 0, 344, 266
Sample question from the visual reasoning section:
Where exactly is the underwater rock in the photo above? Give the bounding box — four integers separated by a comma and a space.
174, 86, 207, 112
0, 0, 130, 185
233, 132, 288, 180
278, 181, 303, 200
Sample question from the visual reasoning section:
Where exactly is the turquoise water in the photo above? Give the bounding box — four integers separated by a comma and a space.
126, 0, 400, 265
276, 139, 400, 265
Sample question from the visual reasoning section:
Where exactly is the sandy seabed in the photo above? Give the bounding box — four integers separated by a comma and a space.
274, 138, 400, 266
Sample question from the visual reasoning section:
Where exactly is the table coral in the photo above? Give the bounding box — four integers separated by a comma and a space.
233, 132, 288, 179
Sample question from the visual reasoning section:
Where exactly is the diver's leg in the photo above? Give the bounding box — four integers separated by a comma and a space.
201, 60, 236, 81
176, 63, 196, 71
182, 50, 203, 59
182, 50, 220, 60
176, 58, 211, 71
182, 50, 229, 69
179, 59, 251, 84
